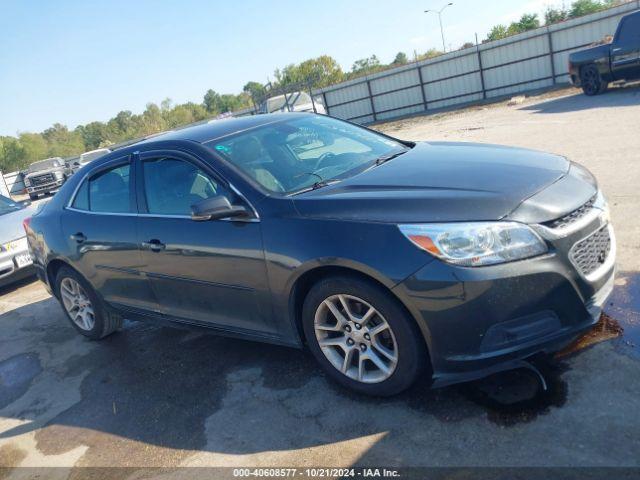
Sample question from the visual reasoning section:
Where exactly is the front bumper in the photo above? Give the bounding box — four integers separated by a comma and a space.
394, 213, 615, 388
0, 238, 35, 288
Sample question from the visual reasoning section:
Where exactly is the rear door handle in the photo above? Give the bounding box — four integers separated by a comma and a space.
70, 232, 86, 243
142, 239, 166, 252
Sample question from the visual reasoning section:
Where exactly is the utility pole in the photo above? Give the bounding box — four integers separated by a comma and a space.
425, 3, 453, 53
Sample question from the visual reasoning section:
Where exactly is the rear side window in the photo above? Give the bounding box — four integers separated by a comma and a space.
617, 15, 640, 44
72, 164, 131, 213
142, 157, 229, 216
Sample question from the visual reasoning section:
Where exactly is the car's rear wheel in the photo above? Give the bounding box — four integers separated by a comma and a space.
581, 65, 607, 96
55, 266, 122, 339
302, 275, 427, 396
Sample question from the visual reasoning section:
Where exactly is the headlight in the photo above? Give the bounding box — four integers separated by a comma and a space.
24, 177, 31, 186
399, 222, 548, 267
54, 171, 64, 179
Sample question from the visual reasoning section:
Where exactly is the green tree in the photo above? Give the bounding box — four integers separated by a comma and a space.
296, 56, 344, 88
42, 123, 84, 157
485, 24, 509, 42
181, 102, 209, 122
18, 133, 47, 163
508, 13, 540, 35
417, 49, 444, 60
392, 52, 408, 65
77, 121, 110, 150
203, 89, 221, 114
569, 0, 606, 17
545, 6, 568, 24
243, 81, 267, 105
351, 55, 382, 75
106, 111, 136, 142
0, 136, 27, 172
137, 103, 166, 136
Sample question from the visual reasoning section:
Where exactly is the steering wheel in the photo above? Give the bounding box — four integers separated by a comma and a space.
314, 152, 337, 171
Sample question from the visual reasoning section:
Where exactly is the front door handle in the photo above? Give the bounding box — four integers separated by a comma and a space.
142, 239, 166, 252
70, 232, 86, 243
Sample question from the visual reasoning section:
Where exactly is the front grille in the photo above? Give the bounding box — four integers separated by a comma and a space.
30, 173, 55, 186
569, 225, 611, 277
544, 195, 596, 230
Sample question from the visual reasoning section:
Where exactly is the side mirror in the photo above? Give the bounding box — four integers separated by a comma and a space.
191, 195, 248, 221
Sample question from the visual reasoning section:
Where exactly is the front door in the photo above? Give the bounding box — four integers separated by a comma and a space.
135, 151, 274, 334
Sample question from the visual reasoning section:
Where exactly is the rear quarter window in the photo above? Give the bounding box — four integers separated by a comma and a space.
71, 164, 131, 213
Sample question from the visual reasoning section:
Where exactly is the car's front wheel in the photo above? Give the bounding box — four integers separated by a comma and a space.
55, 266, 122, 340
302, 275, 427, 396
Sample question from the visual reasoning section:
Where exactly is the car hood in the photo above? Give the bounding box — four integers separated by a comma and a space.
292, 141, 575, 223
25, 168, 61, 179
0, 206, 35, 244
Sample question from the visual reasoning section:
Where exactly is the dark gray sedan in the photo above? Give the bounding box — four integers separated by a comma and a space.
25, 113, 615, 396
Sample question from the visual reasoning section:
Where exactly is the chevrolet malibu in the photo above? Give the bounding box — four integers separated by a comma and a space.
25, 113, 615, 396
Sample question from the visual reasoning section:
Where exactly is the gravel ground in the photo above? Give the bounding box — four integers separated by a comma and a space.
1, 85, 639, 475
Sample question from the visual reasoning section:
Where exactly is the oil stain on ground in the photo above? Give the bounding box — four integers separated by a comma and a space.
458, 357, 568, 427
605, 272, 640, 359
0, 353, 42, 410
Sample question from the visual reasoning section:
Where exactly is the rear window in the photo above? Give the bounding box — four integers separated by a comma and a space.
617, 14, 640, 44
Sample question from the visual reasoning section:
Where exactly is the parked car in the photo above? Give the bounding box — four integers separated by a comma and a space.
23, 157, 67, 200
69, 148, 112, 174
0, 195, 36, 288
569, 10, 640, 96
25, 113, 615, 396
259, 91, 326, 114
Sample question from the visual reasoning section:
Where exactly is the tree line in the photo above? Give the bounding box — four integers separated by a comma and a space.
485, 0, 623, 42
0, 0, 625, 174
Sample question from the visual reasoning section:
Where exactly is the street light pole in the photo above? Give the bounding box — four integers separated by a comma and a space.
425, 3, 453, 53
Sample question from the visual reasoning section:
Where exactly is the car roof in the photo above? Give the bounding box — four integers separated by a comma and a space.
136, 112, 309, 145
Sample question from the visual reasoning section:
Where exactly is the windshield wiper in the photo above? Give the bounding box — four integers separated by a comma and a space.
295, 172, 330, 190
375, 148, 410, 166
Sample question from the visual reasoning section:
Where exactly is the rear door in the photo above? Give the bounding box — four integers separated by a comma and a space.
134, 149, 275, 335
611, 13, 640, 80
62, 156, 157, 311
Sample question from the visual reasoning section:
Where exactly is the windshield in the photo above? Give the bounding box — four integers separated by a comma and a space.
29, 158, 61, 172
0, 195, 22, 216
206, 115, 407, 194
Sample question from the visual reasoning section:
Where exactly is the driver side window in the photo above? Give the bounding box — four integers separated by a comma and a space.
142, 157, 230, 216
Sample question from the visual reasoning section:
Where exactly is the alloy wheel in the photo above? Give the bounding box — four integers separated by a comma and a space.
314, 294, 398, 383
60, 277, 96, 331
582, 68, 599, 95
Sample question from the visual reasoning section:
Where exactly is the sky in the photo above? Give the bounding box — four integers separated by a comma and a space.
0, 0, 557, 136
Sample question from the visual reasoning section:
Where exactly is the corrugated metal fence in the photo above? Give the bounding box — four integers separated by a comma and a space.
2, 170, 25, 196
0, 171, 10, 197
313, 1, 640, 124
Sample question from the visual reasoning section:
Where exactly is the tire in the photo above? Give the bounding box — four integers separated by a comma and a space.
55, 266, 122, 340
581, 64, 607, 96
302, 275, 427, 396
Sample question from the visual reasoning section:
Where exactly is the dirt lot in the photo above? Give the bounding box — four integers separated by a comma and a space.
1, 86, 640, 474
